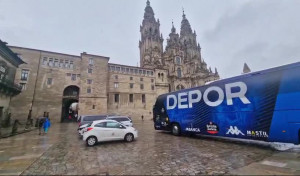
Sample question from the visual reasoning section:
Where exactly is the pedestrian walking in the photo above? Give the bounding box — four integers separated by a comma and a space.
141, 115, 144, 121
38, 112, 46, 135
43, 117, 51, 134
38, 117, 45, 135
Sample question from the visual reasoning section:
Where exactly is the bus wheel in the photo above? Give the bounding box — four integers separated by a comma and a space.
172, 123, 181, 136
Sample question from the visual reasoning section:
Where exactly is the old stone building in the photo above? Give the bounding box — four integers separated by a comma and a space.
0, 40, 24, 125
7, 0, 219, 123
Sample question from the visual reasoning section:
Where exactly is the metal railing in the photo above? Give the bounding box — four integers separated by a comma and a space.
0, 77, 22, 92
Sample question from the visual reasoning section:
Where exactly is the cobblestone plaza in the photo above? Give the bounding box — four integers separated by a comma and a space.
0, 121, 299, 175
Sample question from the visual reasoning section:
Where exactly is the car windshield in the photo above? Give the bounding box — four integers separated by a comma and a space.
83, 115, 106, 121
86, 122, 93, 127
118, 117, 129, 121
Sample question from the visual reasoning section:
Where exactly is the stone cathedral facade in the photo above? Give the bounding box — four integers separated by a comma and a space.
5, 1, 219, 123
140, 0, 219, 91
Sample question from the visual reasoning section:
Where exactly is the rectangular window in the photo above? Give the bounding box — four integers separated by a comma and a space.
65, 60, 69, 68
19, 83, 26, 90
130, 69, 134, 74
126, 68, 129, 73
48, 58, 53, 67
142, 94, 146, 103
89, 58, 94, 65
111, 66, 115, 71
114, 94, 119, 103
151, 85, 154, 90
150, 71, 154, 76
114, 82, 119, 88
77, 74, 81, 77
139, 70, 142, 74
42, 57, 47, 65
143, 70, 146, 75
140, 84, 144, 90
70, 61, 74, 69
115, 75, 118, 79
121, 67, 126, 72
135, 69, 138, 74
87, 88, 91, 94
54, 59, 59, 67
71, 74, 76, 81
129, 83, 134, 89
130, 77, 133, 80
129, 94, 133, 103
87, 79, 93, 84
66, 73, 71, 76
140, 78, 143, 81
47, 78, 52, 85
88, 68, 93, 73
116, 67, 121, 72
59, 59, 64, 67
21, 69, 29, 81
151, 79, 154, 83
147, 71, 150, 75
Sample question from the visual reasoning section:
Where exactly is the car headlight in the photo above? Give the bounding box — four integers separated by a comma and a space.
166, 117, 169, 121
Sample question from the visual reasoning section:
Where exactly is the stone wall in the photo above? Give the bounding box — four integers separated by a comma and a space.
78, 53, 109, 116
107, 64, 158, 121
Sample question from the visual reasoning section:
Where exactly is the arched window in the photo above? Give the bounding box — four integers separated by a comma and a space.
158, 73, 160, 77
177, 68, 182, 78
175, 57, 181, 64
176, 84, 185, 91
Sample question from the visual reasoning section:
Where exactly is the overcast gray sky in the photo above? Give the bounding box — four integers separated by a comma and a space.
0, 0, 299, 78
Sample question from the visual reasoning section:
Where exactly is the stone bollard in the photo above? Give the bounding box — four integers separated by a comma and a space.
35, 118, 38, 127
11, 120, 20, 134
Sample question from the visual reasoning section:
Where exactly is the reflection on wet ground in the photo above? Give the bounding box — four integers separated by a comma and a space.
0, 121, 299, 175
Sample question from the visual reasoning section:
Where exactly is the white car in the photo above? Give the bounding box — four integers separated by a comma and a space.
106, 116, 133, 127
83, 120, 138, 146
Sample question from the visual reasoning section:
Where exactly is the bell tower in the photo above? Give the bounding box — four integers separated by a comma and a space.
139, 0, 164, 69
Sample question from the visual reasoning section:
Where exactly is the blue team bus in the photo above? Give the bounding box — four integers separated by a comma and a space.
153, 62, 300, 144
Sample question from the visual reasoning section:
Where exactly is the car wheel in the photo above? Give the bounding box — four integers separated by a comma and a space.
172, 123, 181, 136
86, 136, 97, 146
124, 133, 134, 142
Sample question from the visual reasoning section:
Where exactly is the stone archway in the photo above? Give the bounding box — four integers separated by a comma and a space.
61, 85, 79, 122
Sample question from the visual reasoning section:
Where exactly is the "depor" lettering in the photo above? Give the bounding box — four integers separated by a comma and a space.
167, 81, 251, 109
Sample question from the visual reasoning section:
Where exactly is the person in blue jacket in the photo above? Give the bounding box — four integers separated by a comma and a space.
43, 117, 51, 134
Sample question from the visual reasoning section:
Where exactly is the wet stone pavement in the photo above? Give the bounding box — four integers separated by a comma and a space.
0, 120, 299, 175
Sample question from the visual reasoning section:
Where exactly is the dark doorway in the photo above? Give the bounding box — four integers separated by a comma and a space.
61, 86, 79, 122
0, 107, 3, 125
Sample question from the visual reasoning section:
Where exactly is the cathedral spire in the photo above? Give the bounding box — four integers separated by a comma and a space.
171, 20, 176, 33
180, 9, 193, 36
243, 63, 251, 74
143, 0, 155, 22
